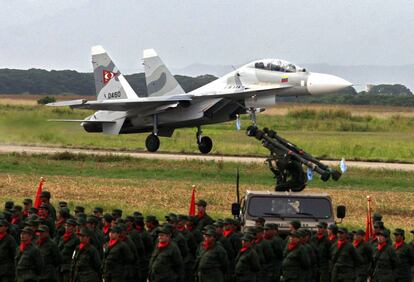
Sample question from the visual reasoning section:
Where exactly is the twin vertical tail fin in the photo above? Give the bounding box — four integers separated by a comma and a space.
143, 49, 185, 97
91, 45, 138, 101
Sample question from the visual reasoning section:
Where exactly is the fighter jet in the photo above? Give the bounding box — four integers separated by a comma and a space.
48, 46, 352, 154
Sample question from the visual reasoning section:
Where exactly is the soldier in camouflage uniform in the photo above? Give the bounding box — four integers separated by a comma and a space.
311, 222, 331, 282
36, 225, 62, 282
70, 227, 101, 282
392, 228, 414, 282
57, 219, 79, 282
195, 228, 228, 282
234, 233, 260, 282
145, 215, 160, 247
0, 219, 16, 282
352, 229, 372, 282
301, 229, 318, 281
264, 223, 283, 282
195, 200, 214, 231
330, 227, 362, 282
369, 229, 399, 282
282, 230, 310, 282
15, 227, 44, 282
102, 225, 134, 282
253, 226, 274, 282
148, 225, 184, 282
40, 191, 57, 221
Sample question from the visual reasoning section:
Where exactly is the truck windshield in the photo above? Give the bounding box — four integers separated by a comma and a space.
247, 196, 332, 219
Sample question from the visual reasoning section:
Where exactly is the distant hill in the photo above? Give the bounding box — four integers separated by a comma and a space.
0, 68, 217, 96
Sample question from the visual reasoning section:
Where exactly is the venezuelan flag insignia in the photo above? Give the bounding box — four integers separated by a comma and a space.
281, 76, 288, 83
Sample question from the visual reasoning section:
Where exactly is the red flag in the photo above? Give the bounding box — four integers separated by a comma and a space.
34, 177, 45, 209
365, 195, 373, 241
189, 185, 196, 216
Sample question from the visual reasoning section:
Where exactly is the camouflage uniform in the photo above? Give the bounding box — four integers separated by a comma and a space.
392, 229, 414, 282
329, 233, 362, 282
282, 232, 310, 282
37, 232, 62, 282
0, 220, 16, 282
234, 235, 260, 282
15, 228, 44, 282
148, 226, 184, 282
353, 235, 373, 282
370, 236, 399, 282
71, 241, 101, 282
195, 230, 228, 282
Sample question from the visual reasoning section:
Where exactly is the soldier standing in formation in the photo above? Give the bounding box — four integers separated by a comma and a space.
352, 229, 372, 282
148, 225, 184, 282
0, 219, 16, 282
70, 228, 101, 282
15, 227, 44, 282
234, 233, 260, 282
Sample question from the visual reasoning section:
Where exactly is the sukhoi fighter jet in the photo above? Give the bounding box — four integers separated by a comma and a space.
48, 46, 352, 154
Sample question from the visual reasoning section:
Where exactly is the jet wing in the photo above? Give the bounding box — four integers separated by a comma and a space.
192, 84, 293, 100
48, 119, 116, 123
47, 95, 192, 111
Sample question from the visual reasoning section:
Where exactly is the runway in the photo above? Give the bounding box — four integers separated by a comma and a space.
1, 144, 413, 171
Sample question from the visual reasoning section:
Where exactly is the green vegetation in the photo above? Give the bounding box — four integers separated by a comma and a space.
37, 96, 56, 105
0, 103, 413, 162
0, 69, 216, 96
1, 152, 413, 192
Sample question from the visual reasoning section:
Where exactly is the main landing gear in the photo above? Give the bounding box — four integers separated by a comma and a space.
145, 133, 160, 152
196, 126, 213, 154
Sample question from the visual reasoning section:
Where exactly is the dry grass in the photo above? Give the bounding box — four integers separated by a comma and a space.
1, 173, 413, 233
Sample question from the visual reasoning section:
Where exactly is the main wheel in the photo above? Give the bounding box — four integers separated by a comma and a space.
198, 136, 213, 154
145, 134, 160, 152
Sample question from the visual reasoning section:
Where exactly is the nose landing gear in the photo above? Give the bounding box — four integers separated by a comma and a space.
196, 126, 213, 154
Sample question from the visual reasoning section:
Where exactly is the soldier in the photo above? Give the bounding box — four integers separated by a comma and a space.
36, 225, 62, 282
234, 233, 261, 282
148, 225, 184, 282
0, 219, 16, 282
118, 223, 141, 282
74, 206, 84, 218
111, 209, 122, 220
223, 218, 241, 253
40, 191, 57, 221
22, 199, 33, 220
85, 216, 103, 258
254, 217, 265, 228
10, 206, 24, 230
253, 226, 274, 282
282, 230, 310, 282
195, 228, 228, 282
177, 215, 198, 282
353, 229, 373, 282
311, 222, 331, 282
330, 227, 362, 282
369, 229, 399, 281
102, 225, 134, 282
92, 207, 104, 229
288, 220, 301, 233
145, 215, 159, 246
393, 228, 414, 281
71, 227, 101, 282
57, 218, 80, 282
38, 204, 56, 238
133, 215, 153, 282
264, 223, 283, 282
15, 226, 44, 282
370, 221, 385, 249
301, 229, 318, 281
55, 207, 70, 241
102, 213, 113, 243
195, 199, 214, 231
4, 201, 14, 213
327, 224, 338, 243
186, 216, 203, 244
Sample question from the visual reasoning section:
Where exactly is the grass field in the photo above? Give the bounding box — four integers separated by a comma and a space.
1, 96, 414, 162
0, 152, 413, 236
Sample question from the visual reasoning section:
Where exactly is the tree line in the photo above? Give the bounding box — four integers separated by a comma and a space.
1, 68, 413, 107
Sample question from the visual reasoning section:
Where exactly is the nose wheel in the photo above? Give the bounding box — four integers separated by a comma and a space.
196, 127, 213, 154
145, 133, 160, 152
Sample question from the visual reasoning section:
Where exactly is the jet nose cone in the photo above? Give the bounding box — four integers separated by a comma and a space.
307, 73, 352, 95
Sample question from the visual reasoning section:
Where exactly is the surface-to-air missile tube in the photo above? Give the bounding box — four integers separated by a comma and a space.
230, 126, 346, 235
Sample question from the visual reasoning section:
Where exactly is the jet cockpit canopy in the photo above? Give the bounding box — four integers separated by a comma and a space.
252, 59, 306, 73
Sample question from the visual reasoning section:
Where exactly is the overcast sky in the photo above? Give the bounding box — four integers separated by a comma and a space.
1, 0, 414, 73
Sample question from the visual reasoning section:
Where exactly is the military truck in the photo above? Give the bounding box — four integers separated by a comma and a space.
232, 190, 346, 235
